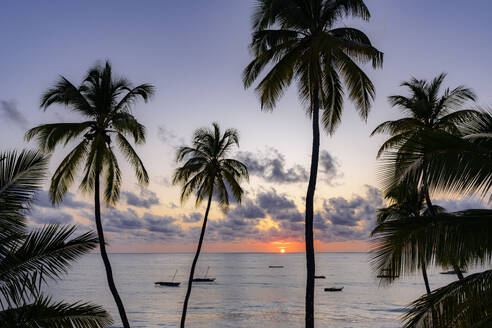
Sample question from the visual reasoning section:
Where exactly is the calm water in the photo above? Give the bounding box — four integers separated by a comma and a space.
48, 253, 462, 328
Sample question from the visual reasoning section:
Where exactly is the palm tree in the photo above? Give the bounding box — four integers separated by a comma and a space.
372, 183, 445, 295
25, 61, 154, 328
243, 1, 383, 325
372, 73, 478, 279
372, 105, 492, 326
173, 123, 248, 327
373, 208, 492, 327
0, 149, 111, 328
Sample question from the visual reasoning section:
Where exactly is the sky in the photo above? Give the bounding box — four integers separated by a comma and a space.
1, 0, 492, 253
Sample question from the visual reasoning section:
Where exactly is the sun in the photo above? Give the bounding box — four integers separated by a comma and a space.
280, 248, 285, 253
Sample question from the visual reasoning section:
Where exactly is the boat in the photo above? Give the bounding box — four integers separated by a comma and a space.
324, 287, 344, 292
155, 269, 180, 287
155, 281, 180, 287
192, 266, 216, 282
314, 275, 325, 279
269, 265, 284, 268
192, 278, 216, 282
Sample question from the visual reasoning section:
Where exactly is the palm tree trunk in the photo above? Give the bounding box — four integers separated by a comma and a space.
94, 172, 131, 328
180, 192, 213, 328
421, 260, 431, 294
305, 86, 320, 328
422, 178, 464, 281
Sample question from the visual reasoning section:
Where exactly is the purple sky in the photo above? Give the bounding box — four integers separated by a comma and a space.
1, 0, 491, 252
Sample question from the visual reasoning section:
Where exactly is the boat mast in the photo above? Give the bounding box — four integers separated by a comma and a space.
171, 269, 178, 282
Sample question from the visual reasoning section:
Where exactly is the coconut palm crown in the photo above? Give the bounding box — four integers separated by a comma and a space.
26, 60, 154, 205
244, 0, 383, 132
372, 73, 477, 159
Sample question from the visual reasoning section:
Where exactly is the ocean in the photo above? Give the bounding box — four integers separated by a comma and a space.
48, 252, 462, 328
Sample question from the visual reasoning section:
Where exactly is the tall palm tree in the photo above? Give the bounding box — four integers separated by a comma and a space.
243, 1, 383, 325
372, 107, 492, 326
173, 123, 248, 327
372, 73, 478, 279
25, 61, 154, 328
0, 149, 111, 328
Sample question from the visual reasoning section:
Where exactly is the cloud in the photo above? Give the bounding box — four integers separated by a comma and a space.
316, 185, 383, 241
157, 125, 184, 146
28, 185, 384, 245
319, 150, 342, 184
143, 213, 183, 234
102, 207, 184, 240
183, 212, 202, 223
0, 100, 27, 128
237, 148, 308, 184
433, 197, 491, 212
237, 148, 341, 185
103, 208, 143, 231
34, 190, 91, 209
28, 207, 74, 225
256, 189, 297, 214
122, 188, 160, 208
228, 200, 265, 219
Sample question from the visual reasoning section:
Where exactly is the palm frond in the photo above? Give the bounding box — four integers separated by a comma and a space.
0, 226, 98, 307
371, 210, 492, 284
50, 140, 89, 204
40, 77, 94, 117
0, 295, 112, 328
25, 122, 93, 152
0, 150, 48, 211
116, 133, 149, 186
403, 270, 492, 328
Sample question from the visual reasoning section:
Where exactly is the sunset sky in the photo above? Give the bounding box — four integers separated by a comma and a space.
1, 0, 492, 253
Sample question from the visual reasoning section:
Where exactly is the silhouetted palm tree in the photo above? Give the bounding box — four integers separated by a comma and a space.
0, 149, 111, 328
373, 207, 492, 327
372, 73, 478, 280
25, 61, 154, 328
243, 1, 382, 325
173, 123, 248, 327
372, 183, 445, 295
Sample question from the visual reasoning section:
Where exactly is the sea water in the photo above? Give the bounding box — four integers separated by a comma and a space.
48, 252, 463, 328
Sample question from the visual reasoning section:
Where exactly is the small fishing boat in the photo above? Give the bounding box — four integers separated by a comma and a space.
269, 265, 284, 268
155, 281, 180, 287
193, 277, 216, 282
155, 269, 180, 287
314, 275, 326, 279
324, 287, 344, 292
192, 266, 216, 282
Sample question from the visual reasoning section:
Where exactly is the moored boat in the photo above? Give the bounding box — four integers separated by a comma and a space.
155, 281, 180, 287
193, 266, 216, 282
155, 269, 180, 287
